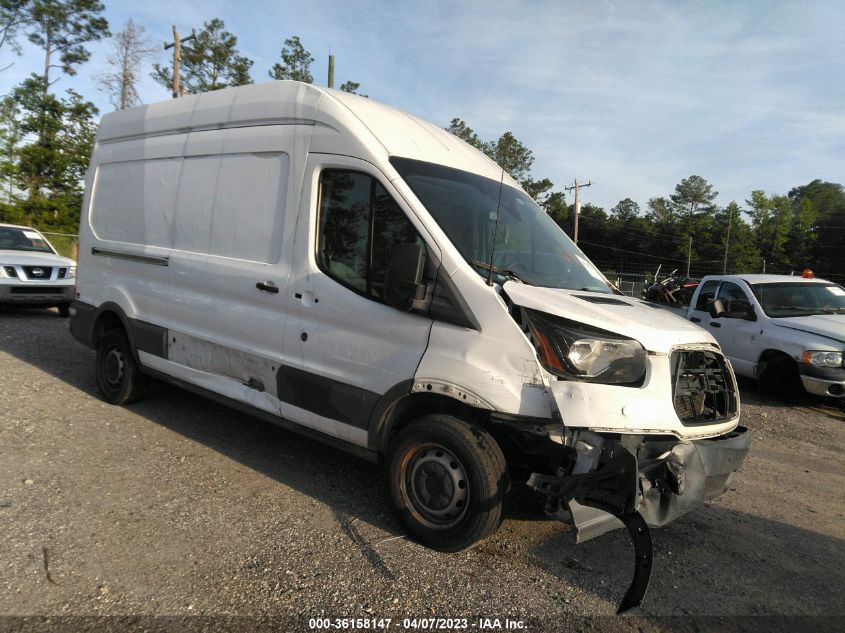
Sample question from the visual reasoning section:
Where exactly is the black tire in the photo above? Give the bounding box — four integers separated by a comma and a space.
387, 414, 509, 552
95, 329, 148, 405
759, 354, 803, 402
57, 303, 70, 318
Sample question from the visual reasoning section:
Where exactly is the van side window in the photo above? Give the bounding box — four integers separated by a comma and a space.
317, 170, 424, 302
694, 280, 720, 311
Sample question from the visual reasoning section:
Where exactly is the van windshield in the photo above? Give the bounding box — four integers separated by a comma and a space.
390, 157, 611, 292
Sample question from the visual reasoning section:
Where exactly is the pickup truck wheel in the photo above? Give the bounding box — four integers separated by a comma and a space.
95, 330, 148, 405
759, 354, 803, 402
387, 414, 509, 552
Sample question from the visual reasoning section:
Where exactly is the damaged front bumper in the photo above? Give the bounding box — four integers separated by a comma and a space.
527, 425, 750, 611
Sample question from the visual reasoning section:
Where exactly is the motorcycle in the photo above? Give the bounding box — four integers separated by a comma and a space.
642, 266, 699, 306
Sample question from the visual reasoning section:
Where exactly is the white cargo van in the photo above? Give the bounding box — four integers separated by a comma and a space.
71, 81, 749, 611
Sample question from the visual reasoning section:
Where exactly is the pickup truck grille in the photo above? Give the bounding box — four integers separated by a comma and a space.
671, 348, 737, 424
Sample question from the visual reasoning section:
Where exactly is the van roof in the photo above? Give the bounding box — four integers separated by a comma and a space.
95, 81, 514, 186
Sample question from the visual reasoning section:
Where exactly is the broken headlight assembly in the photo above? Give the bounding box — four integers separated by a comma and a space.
523, 308, 647, 385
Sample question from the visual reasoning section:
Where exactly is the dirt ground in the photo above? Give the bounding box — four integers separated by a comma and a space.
1, 307, 843, 632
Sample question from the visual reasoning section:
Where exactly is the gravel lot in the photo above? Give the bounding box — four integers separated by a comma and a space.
1, 307, 843, 631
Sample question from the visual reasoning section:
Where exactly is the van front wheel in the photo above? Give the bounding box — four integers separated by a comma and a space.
95, 330, 148, 405
387, 415, 509, 552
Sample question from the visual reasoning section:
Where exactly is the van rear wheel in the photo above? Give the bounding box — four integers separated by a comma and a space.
387, 414, 509, 552
95, 330, 148, 405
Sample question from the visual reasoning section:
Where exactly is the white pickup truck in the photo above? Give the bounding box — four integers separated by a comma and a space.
686, 274, 845, 398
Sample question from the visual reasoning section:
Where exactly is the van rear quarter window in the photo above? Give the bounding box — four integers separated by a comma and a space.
91, 153, 289, 264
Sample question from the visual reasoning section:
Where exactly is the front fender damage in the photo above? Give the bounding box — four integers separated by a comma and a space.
527, 426, 750, 614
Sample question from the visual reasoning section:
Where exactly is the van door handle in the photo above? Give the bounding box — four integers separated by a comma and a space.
256, 281, 279, 294
709, 322, 721, 328
690, 317, 701, 323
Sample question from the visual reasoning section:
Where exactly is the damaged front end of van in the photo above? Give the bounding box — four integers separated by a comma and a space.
500, 285, 750, 613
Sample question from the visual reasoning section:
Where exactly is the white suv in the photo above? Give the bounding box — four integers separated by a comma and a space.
0, 223, 76, 317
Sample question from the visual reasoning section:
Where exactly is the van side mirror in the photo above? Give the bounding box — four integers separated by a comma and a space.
384, 243, 426, 311
707, 299, 725, 318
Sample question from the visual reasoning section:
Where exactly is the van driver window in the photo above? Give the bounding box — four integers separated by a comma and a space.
317, 170, 424, 302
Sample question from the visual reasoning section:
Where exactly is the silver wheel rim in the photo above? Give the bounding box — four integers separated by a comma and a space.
103, 348, 125, 387
404, 444, 469, 528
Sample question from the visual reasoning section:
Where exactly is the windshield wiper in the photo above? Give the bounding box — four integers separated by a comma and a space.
470, 260, 528, 284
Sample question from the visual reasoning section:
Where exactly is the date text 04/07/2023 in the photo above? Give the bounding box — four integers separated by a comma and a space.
308, 618, 527, 630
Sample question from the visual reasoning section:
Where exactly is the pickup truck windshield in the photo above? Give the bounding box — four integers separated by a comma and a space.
750, 282, 845, 317
390, 157, 611, 292
0, 227, 54, 253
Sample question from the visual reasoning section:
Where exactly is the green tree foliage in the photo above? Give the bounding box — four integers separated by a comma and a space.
2, 75, 96, 229
746, 190, 792, 271
668, 175, 719, 267
0, 95, 21, 200
445, 118, 485, 151
788, 180, 845, 279
98, 19, 157, 110
339, 80, 367, 97
153, 18, 252, 94
25, 0, 110, 89
1, 0, 31, 66
716, 201, 760, 273
269, 35, 313, 83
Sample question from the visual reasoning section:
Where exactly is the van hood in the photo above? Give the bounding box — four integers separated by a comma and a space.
503, 282, 715, 354
0, 249, 75, 267
771, 315, 845, 344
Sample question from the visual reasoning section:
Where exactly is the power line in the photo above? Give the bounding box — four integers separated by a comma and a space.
577, 240, 725, 264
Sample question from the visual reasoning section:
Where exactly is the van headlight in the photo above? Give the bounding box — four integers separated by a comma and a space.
523, 309, 647, 385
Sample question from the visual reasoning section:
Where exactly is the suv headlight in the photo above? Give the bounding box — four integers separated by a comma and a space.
66, 266, 76, 279
523, 308, 647, 385
802, 351, 844, 367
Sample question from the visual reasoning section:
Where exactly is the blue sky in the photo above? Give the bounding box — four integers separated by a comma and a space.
2, 0, 843, 213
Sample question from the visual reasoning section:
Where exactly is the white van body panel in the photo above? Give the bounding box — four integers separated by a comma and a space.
280, 153, 435, 422
77, 78, 741, 449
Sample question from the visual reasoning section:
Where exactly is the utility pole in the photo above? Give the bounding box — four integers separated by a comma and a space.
327, 53, 335, 88
722, 207, 733, 274
564, 179, 591, 244
686, 236, 693, 277
164, 26, 195, 98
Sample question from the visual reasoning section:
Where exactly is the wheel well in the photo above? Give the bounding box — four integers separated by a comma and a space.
93, 310, 127, 346
758, 349, 795, 371
374, 393, 564, 483
376, 393, 486, 454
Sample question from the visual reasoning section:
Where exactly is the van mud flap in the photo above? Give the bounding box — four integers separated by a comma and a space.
527, 447, 652, 614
